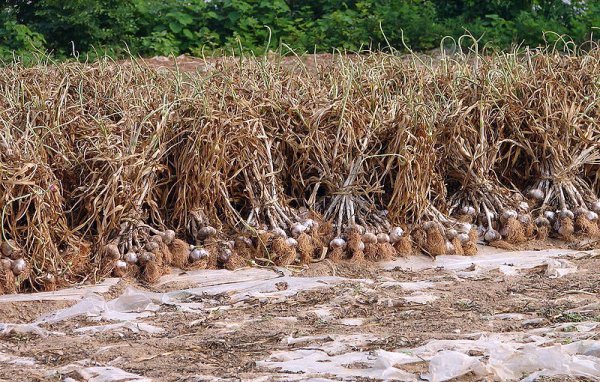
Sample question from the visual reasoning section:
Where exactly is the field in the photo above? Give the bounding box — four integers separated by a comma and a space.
0, 46, 600, 380
1, 245, 599, 381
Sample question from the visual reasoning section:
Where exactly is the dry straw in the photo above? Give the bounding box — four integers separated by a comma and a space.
0, 41, 599, 293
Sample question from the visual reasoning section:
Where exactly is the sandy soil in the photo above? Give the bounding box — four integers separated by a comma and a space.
0, 246, 599, 381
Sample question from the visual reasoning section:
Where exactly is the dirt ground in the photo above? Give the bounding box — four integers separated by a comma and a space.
0, 245, 599, 381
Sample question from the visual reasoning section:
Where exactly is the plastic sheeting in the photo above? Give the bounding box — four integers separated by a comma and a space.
420, 337, 600, 381
0, 278, 120, 302
383, 247, 593, 276
77, 366, 151, 382
260, 327, 600, 381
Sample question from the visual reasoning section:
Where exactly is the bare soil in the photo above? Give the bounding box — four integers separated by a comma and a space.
0, 246, 599, 381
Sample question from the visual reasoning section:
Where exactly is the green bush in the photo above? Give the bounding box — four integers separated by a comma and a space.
0, 0, 598, 59
0, 7, 45, 62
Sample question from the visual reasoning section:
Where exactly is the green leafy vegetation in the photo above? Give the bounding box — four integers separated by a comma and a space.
1, 1, 599, 60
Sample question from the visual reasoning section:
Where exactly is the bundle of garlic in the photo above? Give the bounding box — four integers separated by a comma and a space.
506, 51, 600, 241
526, 155, 600, 240
446, 149, 534, 245
428, 51, 539, 246
0, 108, 86, 292
380, 70, 479, 257
282, 60, 397, 262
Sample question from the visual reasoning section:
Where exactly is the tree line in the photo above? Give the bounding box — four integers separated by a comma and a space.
1, 0, 599, 60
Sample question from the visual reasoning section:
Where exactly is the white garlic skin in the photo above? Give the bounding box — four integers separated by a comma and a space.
535, 217, 550, 227
458, 223, 472, 234
163, 229, 176, 245
484, 229, 500, 242
291, 223, 307, 238
125, 251, 138, 264
286, 237, 298, 247
559, 209, 574, 220
461, 206, 476, 216
11, 258, 26, 275
198, 226, 217, 238
362, 232, 378, 244
330, 238, 346, 248
445, 229, 458, 240
586, 211, 598, 221
190, 248, 209, 261
502, 210, 518, 220
376, 233, 390, 244
272, 228, 287, 239
389, 227, 404, 243
518, 214, 531, 225
544, 211, 556, 221
528, 189, 544, 201
457, 233, 470, 243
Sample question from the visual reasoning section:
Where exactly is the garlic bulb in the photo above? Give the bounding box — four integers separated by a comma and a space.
353, 224, 366, 235
535, 217, 550, 227
104, 243, 121, 259
145, 241, 159, 253
162, 229, 176, 245
461, 206, 476, 216
124, 251, 138, 264
376, 233, 390, 244
190, 248, 209, 261
218, 249, 232, 263
544, 210, 556, 221
528, 189, 544, 201
286, 237, 298, 247
303, 219, 319, 232
362, 232, 378, 244
115, 260, 128, 270
291, 223, 307, 238
139, 252, 155, 264
518, 214, 531, 225
446, 229, 458, 240
198, 226, 217, 239
11, 258, 26, 275
484, 229, 501, 242
330, 238, 346, 248
303, 218, 316, 229
501, 210, 518, 220
457, 233, 470, 243
358, 241, 365, 251
559, 209, 574, 220
1, 239, 16, 258
272, 227, 287, 239
389, 227, 404, 243
458, 223, 472, 234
